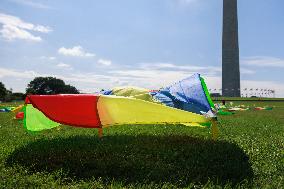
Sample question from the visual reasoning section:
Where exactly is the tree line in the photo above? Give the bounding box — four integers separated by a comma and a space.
0, 77, 79, 102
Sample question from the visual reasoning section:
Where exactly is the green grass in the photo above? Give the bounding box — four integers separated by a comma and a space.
0, 101, 283, 188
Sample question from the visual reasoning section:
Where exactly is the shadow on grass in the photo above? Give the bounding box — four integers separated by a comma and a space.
6, 135, 253, 186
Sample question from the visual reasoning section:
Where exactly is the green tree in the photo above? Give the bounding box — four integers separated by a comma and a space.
0, 82, 7, 101
4, 89, 12, 102
11, 92, 25, 101
26, 77, 79, 95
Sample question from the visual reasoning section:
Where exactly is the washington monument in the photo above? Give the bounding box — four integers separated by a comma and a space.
222, 0, 241, 97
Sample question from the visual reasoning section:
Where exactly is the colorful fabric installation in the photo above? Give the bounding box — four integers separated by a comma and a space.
0, 106, 15, 112
0, 105, 23, 113
214, 102, 274, 115
254, 107, 273, 111
0, 108, 10, 112
23, 74, 217, 134
25, 94, 212, 131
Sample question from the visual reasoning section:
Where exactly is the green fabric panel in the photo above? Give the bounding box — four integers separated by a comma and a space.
199, 122, 212, 128
217, 110, 235, 115
23, 105, 27, 130
200, 77, 215, 110
24, 104, 60, 132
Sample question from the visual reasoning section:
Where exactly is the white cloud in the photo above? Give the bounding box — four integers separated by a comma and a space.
40, 56, 56, 60
136, 62, 231, 78
0, 67, 38, 78
0, 13, 52, 42
0, 61, 283, 97
9, 0, 52, 9
242, 56, 284, 68
0, 13, 52, 32
33, 25, 51, 33
140, 62, 221, 72
58, 46, 95, 57
56, 62, 72, 69
107, 62, 219, 89
98, 58, 112, 66
137, 62, 253, 76
0, 24, 42, 41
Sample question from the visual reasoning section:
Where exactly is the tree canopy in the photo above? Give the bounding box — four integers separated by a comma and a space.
0, 82, 7, 101
26, 77, 79, 95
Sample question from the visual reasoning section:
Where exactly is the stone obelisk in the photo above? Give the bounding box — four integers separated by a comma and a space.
222, 0, 240, 97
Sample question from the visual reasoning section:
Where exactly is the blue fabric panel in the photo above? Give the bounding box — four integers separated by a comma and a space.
151, 89, 207, 115
101, 90, 113, 95
166, 73, 211, 113
0, 108, 10, 112
150, 91, 174, 107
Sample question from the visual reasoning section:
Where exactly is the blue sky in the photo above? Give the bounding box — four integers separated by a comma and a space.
0, 0, 283, 96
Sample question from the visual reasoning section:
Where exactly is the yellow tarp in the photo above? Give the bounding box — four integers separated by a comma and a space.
97, 95, 210, 127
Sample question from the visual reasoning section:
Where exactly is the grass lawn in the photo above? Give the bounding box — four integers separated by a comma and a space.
0, 101, 283, 188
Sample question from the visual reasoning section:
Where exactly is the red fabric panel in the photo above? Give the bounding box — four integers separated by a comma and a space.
27, 95, 101, 128
16, 112, 24, 119
25, 97, 31, 104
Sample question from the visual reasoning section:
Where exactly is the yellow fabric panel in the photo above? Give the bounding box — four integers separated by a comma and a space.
111, 86, 149, 97
12, 105, 23, 113
97, 95, 210, 126
130, 93, 157, 103
181, 122, 204, 127
111, 86, 158, 103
